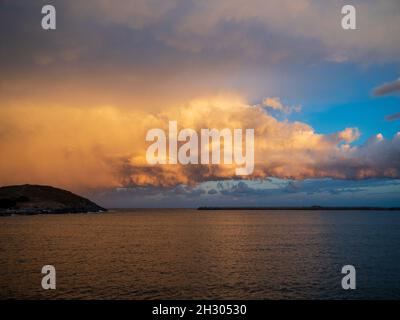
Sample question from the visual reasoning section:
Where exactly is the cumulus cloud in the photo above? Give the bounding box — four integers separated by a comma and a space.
1, 95, 399, 191
262, 97, 301, 114
336, 128, 361, 143
373, 79, 400, 96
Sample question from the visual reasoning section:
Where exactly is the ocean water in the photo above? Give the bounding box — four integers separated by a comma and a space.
1, 209, 400, 300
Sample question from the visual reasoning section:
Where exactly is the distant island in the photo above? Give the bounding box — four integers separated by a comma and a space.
198, 206, 400, 211
0, 184, 106, 216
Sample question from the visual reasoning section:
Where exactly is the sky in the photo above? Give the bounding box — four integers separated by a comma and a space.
0, 0, 399, 207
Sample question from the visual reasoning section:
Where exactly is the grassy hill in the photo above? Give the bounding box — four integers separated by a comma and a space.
0, 184, 106, 215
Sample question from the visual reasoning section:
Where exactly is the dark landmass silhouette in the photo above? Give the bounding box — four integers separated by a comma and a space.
198, 206, 400, 211
0, 184, 106, 215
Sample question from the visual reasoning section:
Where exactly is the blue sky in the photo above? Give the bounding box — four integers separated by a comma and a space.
292, 63, 399, 143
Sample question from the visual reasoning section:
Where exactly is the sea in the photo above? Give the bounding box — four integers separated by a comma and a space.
1, 209, 400, 299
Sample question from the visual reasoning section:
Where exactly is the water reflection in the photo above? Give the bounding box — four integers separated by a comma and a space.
0, 210, 400, 299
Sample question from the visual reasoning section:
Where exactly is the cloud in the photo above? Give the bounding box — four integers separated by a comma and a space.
1, 0, 399, 118
211, 178, 400, 198
385, 112, 400, 121
372, 79, 400, 121
1, 95, 400, 191
262, 97, 301, 114
88, 177, 400, 208
2, 0, 400, 84
373, 79, 400, 96
336, 128, 360, 143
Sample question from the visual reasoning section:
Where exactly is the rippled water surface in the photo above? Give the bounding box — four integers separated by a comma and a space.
1, 209, 400, 299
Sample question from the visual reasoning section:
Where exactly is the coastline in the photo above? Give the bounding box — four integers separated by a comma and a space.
197, 206, 400, 211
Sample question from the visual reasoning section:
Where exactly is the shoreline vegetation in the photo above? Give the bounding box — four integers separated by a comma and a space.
0, 184, 106, 216
197, 206, 400, 211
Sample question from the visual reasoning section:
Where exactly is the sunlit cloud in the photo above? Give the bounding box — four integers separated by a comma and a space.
261, 97, 301, 114
1, 95, 399, 191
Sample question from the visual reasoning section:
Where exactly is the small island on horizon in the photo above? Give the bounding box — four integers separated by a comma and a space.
197, 206, 400, 211
0, 184, 106, 216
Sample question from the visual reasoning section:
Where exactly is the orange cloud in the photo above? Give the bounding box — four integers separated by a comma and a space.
1, 95, 399, 192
